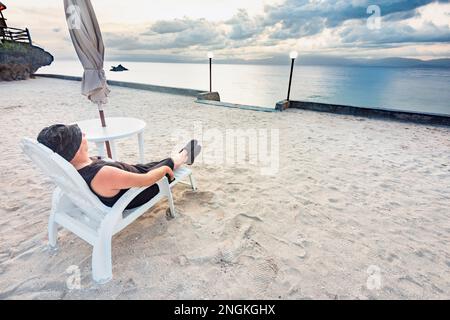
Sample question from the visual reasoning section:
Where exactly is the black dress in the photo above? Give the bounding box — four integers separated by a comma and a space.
78, 157, 174, 209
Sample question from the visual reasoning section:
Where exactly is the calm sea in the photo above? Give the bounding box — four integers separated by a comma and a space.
41, 60, 450, 116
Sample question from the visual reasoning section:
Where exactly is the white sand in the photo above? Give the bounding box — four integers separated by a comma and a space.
0, 77, 449, 300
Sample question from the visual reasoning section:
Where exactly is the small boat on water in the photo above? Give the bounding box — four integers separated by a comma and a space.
110, 64, 129, 72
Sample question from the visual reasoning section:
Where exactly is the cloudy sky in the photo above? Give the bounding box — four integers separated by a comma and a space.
5, 0, 450, 63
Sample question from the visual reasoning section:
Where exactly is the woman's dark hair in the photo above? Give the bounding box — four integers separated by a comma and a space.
37, 124, 82, 162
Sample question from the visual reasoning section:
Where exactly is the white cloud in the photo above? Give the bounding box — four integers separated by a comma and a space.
3, 0, 450, 61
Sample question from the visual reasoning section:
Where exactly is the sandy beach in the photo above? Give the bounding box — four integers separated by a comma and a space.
0, 77, 449, 299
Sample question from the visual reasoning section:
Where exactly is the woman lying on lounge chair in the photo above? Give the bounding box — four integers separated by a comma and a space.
37, 124, 201, 210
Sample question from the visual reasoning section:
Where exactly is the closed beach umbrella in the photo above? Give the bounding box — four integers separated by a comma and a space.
63, 0, 112, 157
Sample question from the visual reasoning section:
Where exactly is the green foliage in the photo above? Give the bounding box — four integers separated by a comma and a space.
0, 41, 29, 54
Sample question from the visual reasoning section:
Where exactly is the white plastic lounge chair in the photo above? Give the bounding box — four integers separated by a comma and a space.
20, 138, 197, 283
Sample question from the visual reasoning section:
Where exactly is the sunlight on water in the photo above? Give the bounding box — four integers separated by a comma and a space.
41, 60, 450, 115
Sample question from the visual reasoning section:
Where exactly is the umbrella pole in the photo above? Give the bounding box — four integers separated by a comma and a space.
98, 107, 112, 159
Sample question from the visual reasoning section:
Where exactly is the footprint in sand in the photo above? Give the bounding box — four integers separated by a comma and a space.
241, 258, 279, 298
182, 190, 215, 204
157, 273, 186, 299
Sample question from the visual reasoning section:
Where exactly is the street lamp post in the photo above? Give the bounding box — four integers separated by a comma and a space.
207, 52, 214, 92
287, 51, 298, 101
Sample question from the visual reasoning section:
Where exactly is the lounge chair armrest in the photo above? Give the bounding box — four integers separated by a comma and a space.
102, 177, 170, 228
112, 186, 148, 212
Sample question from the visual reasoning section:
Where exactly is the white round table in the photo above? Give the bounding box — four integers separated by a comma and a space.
76, 117, 147, 163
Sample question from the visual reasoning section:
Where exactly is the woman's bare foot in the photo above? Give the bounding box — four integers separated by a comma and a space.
173, 150, 188, 169
172, 140, 201, 169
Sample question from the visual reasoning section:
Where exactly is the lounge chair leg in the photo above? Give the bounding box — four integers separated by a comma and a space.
167, 190, 176, 218
92, 237, 113, 284
48, 212, 58, 249
189, 174, 197, 191
160, 177, 176, 218
48, 188, 62, 249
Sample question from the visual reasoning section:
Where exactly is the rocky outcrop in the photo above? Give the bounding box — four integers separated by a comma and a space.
110, 64, 128, 72
197, 91, 221, 102
0, 63, 32, 80
0, 42, 53, 81
275, 99, 290, 111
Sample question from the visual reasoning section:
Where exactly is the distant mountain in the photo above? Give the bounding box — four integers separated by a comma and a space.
111, 54, 450, 68
416, 58, 450, 68
353, 57, 450, 68
219, 55, 450, 68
